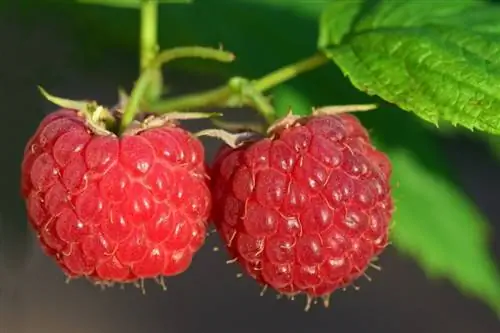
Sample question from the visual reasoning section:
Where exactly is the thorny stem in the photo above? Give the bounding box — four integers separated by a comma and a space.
148, 52, 329, 123
119, 46, 235, 133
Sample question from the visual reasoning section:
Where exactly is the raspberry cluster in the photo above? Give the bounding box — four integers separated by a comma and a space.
20, 105, 393, 308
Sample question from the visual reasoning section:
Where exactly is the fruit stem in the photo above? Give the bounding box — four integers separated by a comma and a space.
140, 0, 162, 102
145, 86, 233, 113
119, 46, 235, 134
140, 0, 158, 71
228, 77, 275, 123
140, 0, 163, 101
252, 53, 328, 92
148, 52, 329, 122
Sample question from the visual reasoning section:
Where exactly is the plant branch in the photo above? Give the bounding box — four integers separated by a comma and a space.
252, 53, 328, 91
152, 46, 235, 67
120, 46, 235, 133
148, 52, 329, 122
148, 86, 233, 112
140, 0, 159, 71
140, 0, 163, 104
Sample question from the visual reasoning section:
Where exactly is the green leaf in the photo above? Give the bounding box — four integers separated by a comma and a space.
348, 0, 489, 32
319, 0, 500, 135
321, 0, 500, 36
389, 148, 500, 314
77, 0, 191, 8
317, 0, 483, 48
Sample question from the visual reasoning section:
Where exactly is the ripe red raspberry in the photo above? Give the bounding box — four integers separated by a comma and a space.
21, 108, 211, 284
210, 112, 393, 307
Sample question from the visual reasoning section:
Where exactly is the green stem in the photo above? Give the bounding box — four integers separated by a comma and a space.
140, 0, 162, 103
148, 52, 329, 121
252, 53, 329, 91
140, 0, 158, 70
148, 86, 233, 112
230, 78, 275, 123
119, 47, 235, 133
246, 90, 275, 124
152, 46, 235, 67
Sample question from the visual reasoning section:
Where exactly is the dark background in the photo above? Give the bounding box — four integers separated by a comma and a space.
1, 2, 500, 333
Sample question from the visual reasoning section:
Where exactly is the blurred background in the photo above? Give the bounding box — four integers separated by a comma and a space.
1, 1, 500, 332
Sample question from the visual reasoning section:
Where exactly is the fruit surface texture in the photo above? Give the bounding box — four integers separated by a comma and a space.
211, 113, 393, 299
21, 109, 211, 282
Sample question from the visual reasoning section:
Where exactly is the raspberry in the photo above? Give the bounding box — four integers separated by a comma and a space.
21, 108, 211, 284
210, 112, 393, 308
